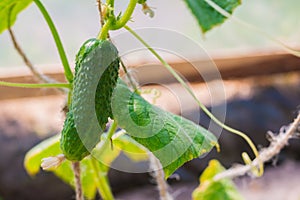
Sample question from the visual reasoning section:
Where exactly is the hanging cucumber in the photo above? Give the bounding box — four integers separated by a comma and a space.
60, 39, 120, 161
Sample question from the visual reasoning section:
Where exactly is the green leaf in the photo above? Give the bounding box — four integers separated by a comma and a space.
24, 134, 113, 199
24, 132, 148, 199
184, 0, 241, 33
24, 134, 61, 176
192, 159, 244, 200
111, 80, 218, 178
113, 132, 149, 162
24, 134, 98, 199
0, 0, 33, 34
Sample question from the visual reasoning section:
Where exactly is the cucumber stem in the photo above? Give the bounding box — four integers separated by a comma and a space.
34, 0, 74, 83
124, 25, 263, 177
98, 0, 138, 39
98, 18, 114, 40
110, 0, 138, 30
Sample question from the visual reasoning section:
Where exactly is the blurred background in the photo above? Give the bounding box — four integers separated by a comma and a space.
0, 0, 300, 199
1, 0, 300, 67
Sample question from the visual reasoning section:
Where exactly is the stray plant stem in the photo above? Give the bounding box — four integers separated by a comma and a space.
8, 27, 56, 84
214, 112, 300, 181
72, 162, 84, 200
90, 158, 114, 200
96, 0, 105, 27
7, 5, 66, 93
149, 154, 173, 200
0, 81, 71, 89
120, 60, 139, 92
204, 0, 300, 58
34, 0, 74, 83
124, 25, 263, 176
110, 0, 138, 30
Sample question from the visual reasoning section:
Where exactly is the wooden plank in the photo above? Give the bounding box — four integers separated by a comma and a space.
0, 66, 67, 100
131, 52, 300, 84
0, 52, 299, 100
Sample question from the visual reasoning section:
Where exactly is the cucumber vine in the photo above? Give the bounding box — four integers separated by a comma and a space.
34, 0, 73, 83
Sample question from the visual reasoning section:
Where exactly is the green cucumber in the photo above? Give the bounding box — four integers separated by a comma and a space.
60, 39, 119, 161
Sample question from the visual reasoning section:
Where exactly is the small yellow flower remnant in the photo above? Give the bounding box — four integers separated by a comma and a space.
41, 154, 65, 170
142, 3, 154, 18
101, 3, 114, 20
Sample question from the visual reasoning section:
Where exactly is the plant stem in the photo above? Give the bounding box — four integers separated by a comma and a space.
89, 121, 118, 199
106, 0, 114, 6
98, 18, 114, 40
34, 0, 73, 83
120, 60, 139, 92
7, 27, 56, 84
0, 81, 71, 89
7, 5, 65, 93
110, 0, 138, 30
96, 121, 118, 157
89, 158, 114, 200
149, 154, 173, 200
72, 162, 84, 200
124, 25, 263, 176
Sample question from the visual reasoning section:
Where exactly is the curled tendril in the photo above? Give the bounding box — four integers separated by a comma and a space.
141, 88, 161, 104
242, 152, 263, 177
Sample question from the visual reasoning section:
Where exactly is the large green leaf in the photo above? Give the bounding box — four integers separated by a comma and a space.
184, 0, 241, 33
192, 159, 244, 200
0, 0, 33, 34
24, 132, 147, 199
111, 80, 218, 178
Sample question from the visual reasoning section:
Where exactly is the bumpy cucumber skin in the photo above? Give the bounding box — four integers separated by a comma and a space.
60, 111, 90, 161
60, 39, 119, 161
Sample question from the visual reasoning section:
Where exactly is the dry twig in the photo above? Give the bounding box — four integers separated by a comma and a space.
149, 153, 173, 200
7, 6, 65, 92
72, 162, 84, 200
214, 112, 300, 181
96, 0, 105, 27
8, 27, 60, 85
